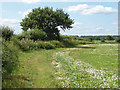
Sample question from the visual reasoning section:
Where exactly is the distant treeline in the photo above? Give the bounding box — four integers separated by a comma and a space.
71, 35, 119, 40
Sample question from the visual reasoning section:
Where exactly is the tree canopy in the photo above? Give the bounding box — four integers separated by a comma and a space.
20, 7, 74, 40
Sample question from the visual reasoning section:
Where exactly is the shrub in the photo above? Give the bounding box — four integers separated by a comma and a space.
12, 37, 55, 51
78, 40, 94, 44
50, 40, 64, 48
44, 42, 55, 49
22, 31, 31, 39
115, 38, 120, 43
15, 34, 25, 40
28, 28, 46, 41
84, 37, 93, 42
17, 28, 47, 41
12, 38, 37, 51
61, 39, 76, 48
0, 26, 14, 41
36, 41, 55, 49
60, 35, 74, 40
2, 40, 19, 80
101, 39, 105, 43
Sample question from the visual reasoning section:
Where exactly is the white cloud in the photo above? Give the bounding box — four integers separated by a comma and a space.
81, 5, 117, 15
96, 27, 104, 30
0, 18, 20, 25
0, 18, 22, 34
67, 4, 89, 12
66, 4, 117, 15
18, 9, 32, 18
21, 0, 41, 4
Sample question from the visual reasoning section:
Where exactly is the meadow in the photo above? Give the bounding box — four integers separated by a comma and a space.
53, 44, 118, 88
1, 19, 119, 88
3, 43, 118, 88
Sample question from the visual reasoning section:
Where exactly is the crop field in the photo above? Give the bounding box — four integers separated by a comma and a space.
52, 44, 118, 88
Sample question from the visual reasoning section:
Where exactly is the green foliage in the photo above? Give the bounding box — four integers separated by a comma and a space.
20, 7, 74, 40
29, 28, 47, 41
15, 34, 25, 40
0, 26, 14, 41
15, 28, 47, 41
60, 35, 74, 40
95, 36, 100, 40
2, 41, 19, 74
78, 40, 94, 44
2, 40, 19, 88
50, 40, 64, 48
12, 38, 56, 51
105, 35, 114, 40
37, 41, 55, 49
115, 38, 120, 43
12, 35, 79, 51
101, 39, 105, 42
61, 39, 77, 48
84, 37, 93, 42
12, 38, 37, 51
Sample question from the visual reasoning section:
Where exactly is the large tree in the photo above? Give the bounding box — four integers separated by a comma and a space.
20, 7, 74, 40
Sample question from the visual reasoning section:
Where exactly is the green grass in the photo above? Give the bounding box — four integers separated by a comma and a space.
9, 49, 64, 88
52, 44, 118, 88
70, 44, 118, 72
93, 40, 116, 44
6, 44, 118, 88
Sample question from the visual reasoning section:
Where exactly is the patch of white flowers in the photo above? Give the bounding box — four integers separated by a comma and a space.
52, 49, 118, 88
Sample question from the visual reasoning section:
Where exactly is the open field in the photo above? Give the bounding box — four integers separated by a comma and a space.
6, 44, 118, 88
93, 40, 116, 43
53, 44, 118, 88
1, 2, 119, 88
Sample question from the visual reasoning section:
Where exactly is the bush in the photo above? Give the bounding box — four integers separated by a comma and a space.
50, 40, 64, 48
15, 34, 25, 40
27, 28, 46, 41
12, 37, 55, 51
84, 37, 93, 42
0, 26, 14, 41
44, 42, 55, 49
115, 38, 120, 43
16, 28, 47, 41
78, 40, 94, 44
12, 38, 37, 51
101, 39, 105, 43
60, 35, 74, 40
36, 41, 55, 49
61, 39, 77, 48
2, 41, 19, 80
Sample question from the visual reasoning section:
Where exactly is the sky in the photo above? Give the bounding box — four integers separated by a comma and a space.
0, 0, 118, 36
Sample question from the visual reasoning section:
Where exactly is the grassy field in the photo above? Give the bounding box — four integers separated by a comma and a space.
8, 44, 118, 88
70, 44, 118, 72
7, 49, 62, 88
52, 44, 118, 88
93, 40, 116, 43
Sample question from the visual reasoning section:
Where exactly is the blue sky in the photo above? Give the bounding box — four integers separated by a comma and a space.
0, 1, 118, 36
